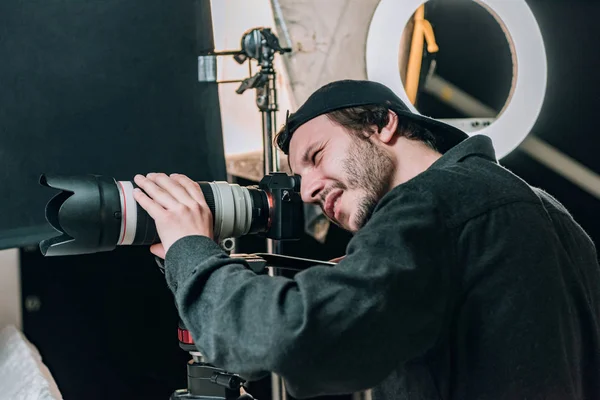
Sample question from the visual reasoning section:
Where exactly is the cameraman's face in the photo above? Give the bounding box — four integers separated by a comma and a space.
288, 115, 394, 232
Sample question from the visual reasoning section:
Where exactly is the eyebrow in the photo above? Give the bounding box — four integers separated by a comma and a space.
290, 141, 321, 174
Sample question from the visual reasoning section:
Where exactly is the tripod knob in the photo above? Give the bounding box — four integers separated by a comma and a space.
178, 319, 199, 352
178, 326, 194, 345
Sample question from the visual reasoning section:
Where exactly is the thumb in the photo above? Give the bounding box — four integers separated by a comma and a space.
150, 243, 166, 259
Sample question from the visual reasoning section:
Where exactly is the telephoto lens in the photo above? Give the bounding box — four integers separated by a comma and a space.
38, 174, 276, 257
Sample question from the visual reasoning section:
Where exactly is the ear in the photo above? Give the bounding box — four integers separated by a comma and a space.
376, 110, 398, 144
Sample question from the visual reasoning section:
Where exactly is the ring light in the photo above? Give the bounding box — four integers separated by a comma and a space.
366, 0, 547, 159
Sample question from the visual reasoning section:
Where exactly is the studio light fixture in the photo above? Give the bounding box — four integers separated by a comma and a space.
366, 0, 548, 159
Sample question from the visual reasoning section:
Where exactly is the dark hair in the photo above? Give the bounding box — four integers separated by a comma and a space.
326, 104, 439, 150
274, 104, 439, 152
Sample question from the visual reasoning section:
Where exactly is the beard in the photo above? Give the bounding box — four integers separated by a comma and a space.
341, 135, 394, 231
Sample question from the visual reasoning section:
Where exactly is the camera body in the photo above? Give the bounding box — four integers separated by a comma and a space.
256, 172, 302, 241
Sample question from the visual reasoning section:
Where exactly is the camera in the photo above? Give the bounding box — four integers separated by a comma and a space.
38, 172, 304, 257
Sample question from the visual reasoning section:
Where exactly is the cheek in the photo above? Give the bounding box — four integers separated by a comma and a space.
340, 188, 364, 211
338, 190, 361, 229
321, 160, 351, 188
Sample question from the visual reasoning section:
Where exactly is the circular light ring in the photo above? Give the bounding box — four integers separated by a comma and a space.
366, 0, 548, 159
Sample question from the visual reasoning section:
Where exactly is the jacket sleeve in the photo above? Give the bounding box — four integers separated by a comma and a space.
164, 186, 454, 399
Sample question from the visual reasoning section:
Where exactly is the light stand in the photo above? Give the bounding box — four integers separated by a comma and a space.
230, 28, 290, 257
198, 26, 290, 176
196, 27, 293, 400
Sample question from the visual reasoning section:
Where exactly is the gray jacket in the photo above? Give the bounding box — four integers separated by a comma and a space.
165, 135, 600, 399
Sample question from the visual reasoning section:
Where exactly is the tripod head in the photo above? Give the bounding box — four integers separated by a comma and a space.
234, 28, 291, 65
172, 319, 248, 400
197, 27, 291, 98
233, 27, 291, 99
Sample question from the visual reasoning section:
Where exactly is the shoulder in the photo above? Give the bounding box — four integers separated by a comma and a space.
380, 159, 541, 228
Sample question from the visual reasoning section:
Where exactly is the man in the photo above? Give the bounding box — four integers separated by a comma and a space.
133, 80, 600, 399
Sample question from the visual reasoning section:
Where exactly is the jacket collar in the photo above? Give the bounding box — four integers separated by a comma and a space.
430, 134, 498, 169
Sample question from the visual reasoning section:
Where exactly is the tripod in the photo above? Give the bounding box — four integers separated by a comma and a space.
169, 319, 251, 400
168, 254, 335, 400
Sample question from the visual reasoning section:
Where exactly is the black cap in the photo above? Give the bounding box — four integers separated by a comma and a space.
277, 79, 469, 154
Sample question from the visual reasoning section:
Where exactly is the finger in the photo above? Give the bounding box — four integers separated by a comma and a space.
171, 174, 209, 208
150, 243, 166, 259
133, 187, 166, 219
134, 174, 181, 209
149, 173, 198, 208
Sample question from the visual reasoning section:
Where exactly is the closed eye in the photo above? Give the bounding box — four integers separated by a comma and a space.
311, 149, 322, 165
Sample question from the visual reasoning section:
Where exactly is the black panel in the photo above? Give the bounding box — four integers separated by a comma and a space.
0, 0, 226, 249
11, 1, 226, 399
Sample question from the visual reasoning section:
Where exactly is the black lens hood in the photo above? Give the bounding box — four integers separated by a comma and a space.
39, 174, 122, 256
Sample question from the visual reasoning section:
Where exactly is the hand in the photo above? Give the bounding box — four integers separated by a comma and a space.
238, 386, 254, 400
329, 256, 345, 263
133, 173, 213, 258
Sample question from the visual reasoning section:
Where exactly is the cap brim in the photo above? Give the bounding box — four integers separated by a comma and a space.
393, 109, 469, 154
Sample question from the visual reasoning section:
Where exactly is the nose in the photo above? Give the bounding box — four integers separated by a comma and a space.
300, 170, 325, 204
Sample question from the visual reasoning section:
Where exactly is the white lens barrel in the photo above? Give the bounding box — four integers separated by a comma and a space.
209, 182, 253, 240
116, 181, 138, 245
116, 180, 254, 245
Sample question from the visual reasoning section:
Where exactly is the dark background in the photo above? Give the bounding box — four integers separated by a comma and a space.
1, 0, 599, 399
